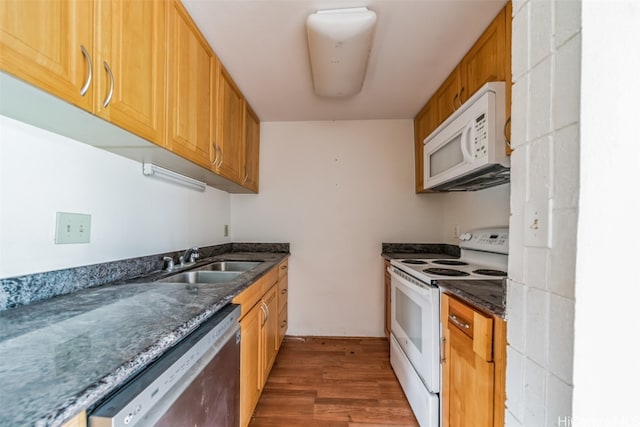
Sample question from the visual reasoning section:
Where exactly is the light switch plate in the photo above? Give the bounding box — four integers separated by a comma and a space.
524, 199, 552, 248
55, 212, 91, 244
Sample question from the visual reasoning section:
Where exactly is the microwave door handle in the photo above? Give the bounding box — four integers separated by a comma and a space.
460, 122, 475, 163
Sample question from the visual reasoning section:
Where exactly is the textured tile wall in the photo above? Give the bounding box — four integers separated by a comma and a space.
506, 1, 581, 426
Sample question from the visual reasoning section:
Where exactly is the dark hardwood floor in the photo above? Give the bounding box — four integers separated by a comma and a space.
249, 337, 419, 427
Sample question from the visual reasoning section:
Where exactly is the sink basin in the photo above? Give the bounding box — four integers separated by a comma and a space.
196, 261, 262, 272
157, 270, 241, 284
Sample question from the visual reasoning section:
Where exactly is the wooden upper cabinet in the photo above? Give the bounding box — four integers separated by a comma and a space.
459, 6, 507, 104
435, 66, 463, 124
0, 0, 94, 111
243, 104, 260, 192
413, 1, 512, 191
166, 0, 217, 169
1, 0, 167, 145
94, 0, 166, 145
216, 66, 245, 184
414, 98, 438, 192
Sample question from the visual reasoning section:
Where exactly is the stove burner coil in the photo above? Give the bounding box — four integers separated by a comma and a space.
423, 268, 470, 277
432, 260, 468, 266
401, 259, 428, 265
473, 269, 507, 277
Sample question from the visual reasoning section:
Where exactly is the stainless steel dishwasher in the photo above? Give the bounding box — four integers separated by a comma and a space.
90, 304, 241, 427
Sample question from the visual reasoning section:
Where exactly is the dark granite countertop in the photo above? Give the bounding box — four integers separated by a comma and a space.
438, 279, 506, 318
0, 251, 288, 427
381, 243, 460, 260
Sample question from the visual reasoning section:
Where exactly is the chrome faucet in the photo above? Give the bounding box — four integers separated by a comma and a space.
163, 256, 175, 272
179, 247, 200, 267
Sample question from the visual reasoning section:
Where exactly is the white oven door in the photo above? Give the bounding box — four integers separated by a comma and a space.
389, 267, 440, 393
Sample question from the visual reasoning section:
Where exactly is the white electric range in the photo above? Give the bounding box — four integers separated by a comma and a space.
388, 227, 508, 427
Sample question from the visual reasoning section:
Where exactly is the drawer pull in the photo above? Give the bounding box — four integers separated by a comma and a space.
280, 320, 287, 328
440, 336, 446, 364
280, 265, 288, 271
280, 288, 287, 295
449, 314, 470, 330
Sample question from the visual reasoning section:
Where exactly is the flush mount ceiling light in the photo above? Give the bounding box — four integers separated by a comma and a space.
306, 7, 377, 98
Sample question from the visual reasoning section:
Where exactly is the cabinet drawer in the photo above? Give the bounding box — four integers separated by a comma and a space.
278, 303, 288, 346
446, 295, 493, 361
278, 259, 288, 280
277, 274, 288, 311
232, 266, 278, 318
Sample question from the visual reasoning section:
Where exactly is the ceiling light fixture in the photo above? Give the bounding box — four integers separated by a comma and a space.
306, 7, 377, 98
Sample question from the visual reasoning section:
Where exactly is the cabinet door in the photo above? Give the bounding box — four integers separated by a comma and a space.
166, 0, 216, 169
459, 6, 507, 103
434, 67, 462, 125
0, 0, 93, 111
262, 284, 279, 377
239, 302, 262, 427
94, 0, 166, 145
413, 98, 438, 192
445, 327, 495, 427
216, 66, 245, 183
243, 104, 260, 192
441, 294, 495, 427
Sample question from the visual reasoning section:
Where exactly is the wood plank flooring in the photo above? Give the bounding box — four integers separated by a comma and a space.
249, 337, 419, 427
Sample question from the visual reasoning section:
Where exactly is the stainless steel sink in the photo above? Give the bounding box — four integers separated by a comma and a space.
196, 261, 262, 272
156, 270, 242, 284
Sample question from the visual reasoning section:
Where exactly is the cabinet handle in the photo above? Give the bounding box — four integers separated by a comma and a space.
216, 146, 224, 168
260, 302, 267, 326
452, 93, 459, 111
212, 143, 219, 166
80, 45, 92, 96
280, 320, 287, 328
458, 87, 465, 106
280, 288, 287, 295
504, 116, 512, 149
440, 336, 446, 364
242, 165, 248, 183
103, 61, 114, 107
449, 314, 470, 330
281, 265, 288, 271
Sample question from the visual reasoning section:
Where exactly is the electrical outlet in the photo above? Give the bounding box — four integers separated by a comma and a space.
453, 224, 460, 239
55, 212, 91, 244
224, 224, 229, 237
524, 199, 552, 248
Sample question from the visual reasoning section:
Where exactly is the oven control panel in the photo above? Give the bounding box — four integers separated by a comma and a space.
459, 227, 509, 254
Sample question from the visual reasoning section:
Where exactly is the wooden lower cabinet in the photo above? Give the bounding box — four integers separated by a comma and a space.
383, 259, 391, 338
238, 297, 263, 425
277, 261, 289, 347
61, 411, 86, 427
262, 284, 278, 376
233, 259, 289, 427
441, 293, 506, 427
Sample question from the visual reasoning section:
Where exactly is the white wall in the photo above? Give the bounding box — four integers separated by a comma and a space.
0, 115, 231, 278
574, 1, 640, 425
441, 184, 511, 244
506, 1, 581, 425
231, 120, 445, 337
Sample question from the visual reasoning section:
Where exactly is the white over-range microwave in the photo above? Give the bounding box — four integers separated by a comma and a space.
423, 81, 509, 192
